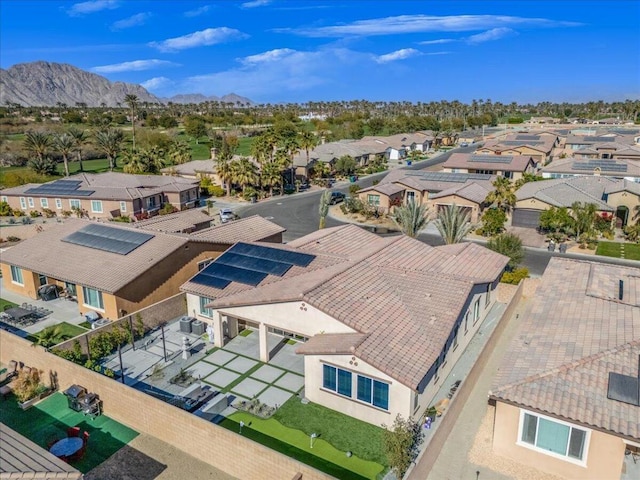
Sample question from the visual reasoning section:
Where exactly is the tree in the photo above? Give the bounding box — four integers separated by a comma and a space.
514, 173, 544, 189
298, 130, 317, 166
124, 94, 139, 152
231, 157, 258, 195
382, 414, 423, 479
624, 223, 640, 243
94, 128, 124, 171
28, 156, 57, 176
312, 161, 331, 179
216, 157, 234, 196
484, 177, 516, 212
52, 133, 74, 177
334, 155, 357, 175
184, 116, 207, 144
260, 161, 282, 197
434, 204, 474, 244
571, 201, 597, 241
539, 206, 573, 240
168, 141, 191, 165
481, 208, 507, 236
487, 233, 524, 270
368, 117, 385, 134
23, 130, 52, 165
67, 126, 87, 172
318, 190, 331, 229
392, 201, 430, 238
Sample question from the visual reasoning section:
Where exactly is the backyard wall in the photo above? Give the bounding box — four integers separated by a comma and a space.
0, 332, 332, 480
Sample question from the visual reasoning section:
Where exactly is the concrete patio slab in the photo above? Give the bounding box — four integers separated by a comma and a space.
186, 361, 218, 379
257, 386, 294, 409
204, 349, 237, 366
251, 364, 285, 383
274, 372, 304, 393
269, 343, 304, 375
205, 368, 241, 389
104, 349, 160, 385
225, 356, 259, 374
147, 344, 176, 358
231, 378, 269, 399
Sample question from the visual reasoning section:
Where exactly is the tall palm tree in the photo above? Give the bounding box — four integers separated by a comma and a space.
260, 161, 282, 197
485, 177, 516, 212
434, 204, 475, 244
232, 157, 258, 195
391, 201, 430, 238
571, 201, 597, 240
23, 130, 52, 164
215, 157, 234, 196
298, 130, 317, 166
67, 126, 87, 172
124, 94, 139, 152
94, 128, 124, 171
122, 151, 145, 174
52, 133, 75, 177
318, 190, 331, 229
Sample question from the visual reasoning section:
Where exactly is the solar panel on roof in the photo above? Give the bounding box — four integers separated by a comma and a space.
583, 136, 615, 142
25, 178, 94, 197
572, 160, 628, 172
61, 224, 154, 255
501, 140, 544, 146
607, 372, 639, 406
217, 252, 292, 276
469, 155, 513, 164
515, 135, 541, 141
203, 263, 267, 286
191, 273, 231, 290
230, 242, 315, 267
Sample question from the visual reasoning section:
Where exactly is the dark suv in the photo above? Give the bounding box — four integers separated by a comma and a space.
329, 191, 346, 204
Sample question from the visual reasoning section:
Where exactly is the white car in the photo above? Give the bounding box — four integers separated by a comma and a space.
219, 208, 235, 223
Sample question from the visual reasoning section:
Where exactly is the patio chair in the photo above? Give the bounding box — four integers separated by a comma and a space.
82, 431, 90, 445
67, 426, 80, 438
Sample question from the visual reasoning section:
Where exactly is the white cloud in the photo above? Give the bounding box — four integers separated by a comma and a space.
184, 5, 211, 17
67, 0, 119, 16
141, 77, 172, 90
241, 0, 272, 8
241, 48, 297, 65
92, 59, 179, 73
111, 12, 151, 30
375, 48, 421, 64
149, 28, 248, 52
418, 38, 455, 45
283, 14, 581, 37
467, 27, 517, 44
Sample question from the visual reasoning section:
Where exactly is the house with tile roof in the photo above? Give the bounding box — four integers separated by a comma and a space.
1, 216, 285, 319
442, 153, 538, 181
180, 224, 508, 426
489, 258, 640, 479
0, 172, 200, 221
475, 134, 558, 164
541, 156, 640, 183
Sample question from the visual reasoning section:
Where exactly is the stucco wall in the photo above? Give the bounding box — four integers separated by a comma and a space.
607, 191, 640, 226
514, 198, 554, 211
428, 196, 481, 222
492, 401, 626, 480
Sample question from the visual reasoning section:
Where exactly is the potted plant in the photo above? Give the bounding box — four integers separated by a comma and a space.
12, 368, 51, 410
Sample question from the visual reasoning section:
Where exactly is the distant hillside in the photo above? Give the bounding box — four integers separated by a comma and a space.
163, 93, 254, 105
0, 61, 161, 107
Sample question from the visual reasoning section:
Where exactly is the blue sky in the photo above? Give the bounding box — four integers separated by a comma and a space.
1, 0, 639, 103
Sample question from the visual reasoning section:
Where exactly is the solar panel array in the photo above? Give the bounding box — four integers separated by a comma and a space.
501, 140, 545, 146
572, 160, 628, 172
25, 179, 95, 197
607, 372, 639, 406
62, 223, 154, 255
469, 155, 514, 164
191, 242, 316, 290
405, 171, 493, 182
583, 136, 615, 142
515, 135, 541, 141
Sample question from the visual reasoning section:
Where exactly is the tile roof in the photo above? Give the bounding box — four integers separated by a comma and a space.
296, 332, 370, 355
605, 179, 640, 196
357, 183, 406, 196
491, 258, 640, 440
379, 170, 495, 194
134, 208, 213, 233
189, 215, 285, 244
542, 157, 640, 177
430, 181, 492, 204
443, 153, 535, 172
160, 159, 216, 175
516, 176, 615, 210
182, 225, 508, 388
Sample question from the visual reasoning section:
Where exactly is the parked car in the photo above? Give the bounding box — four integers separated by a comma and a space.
219, 208, 235, 223
460, 142, 469, 147
329, 191, 346, 204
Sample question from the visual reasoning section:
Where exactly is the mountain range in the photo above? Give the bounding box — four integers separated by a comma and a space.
0, 61, 253, 107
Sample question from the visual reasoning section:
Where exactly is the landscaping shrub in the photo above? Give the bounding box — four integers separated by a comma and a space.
481, 208, 506, 236
382, 415, 423, 479
500, 267, 529, 284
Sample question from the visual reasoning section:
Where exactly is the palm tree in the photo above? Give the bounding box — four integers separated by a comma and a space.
487, 233, 524, 270
571, 201, 597, 241
124, 94, 139, 152
391, 201, 430, 238
94, 128, 124, 171
143, 146, 166, 173
318, 190, 331, 229
632, 204, 640, 222
434, 204, 475, 244
168, 141, 191, 165
67, 126, 87, 172
215, 157, 234, 196
260, 161, 282, 197
298, 130, 317, 166
23, 130, 52, 164
52, 133, 75, 177
122, 150, 145, 174
232, 157, 258, 195
484, 177, 516, 212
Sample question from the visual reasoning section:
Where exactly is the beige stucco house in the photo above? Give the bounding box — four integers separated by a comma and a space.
181, 225, 508, 426
443, 152, 538, 181
490, 258, 640, 480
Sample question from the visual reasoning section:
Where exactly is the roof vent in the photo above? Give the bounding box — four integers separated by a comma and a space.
607, 355, 640, 406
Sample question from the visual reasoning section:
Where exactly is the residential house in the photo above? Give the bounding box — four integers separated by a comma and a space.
181, 224, 508, 426
161, 159, 218, 182
541, 157, 640, 183
0, 172, 200, 220
442, 153, 538, 180
490, 258, 640, 480
132, 208, 214, 233
0, 216, 285, 319
475, 134, 557, 164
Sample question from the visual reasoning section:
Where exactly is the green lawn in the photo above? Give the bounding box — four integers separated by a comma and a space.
27, 322, 88, 345
236, 136, 254, 156
220, 410, 385, 480
596, 241, 640, 260
0, 298, 18, 311
0, 392, 138, 473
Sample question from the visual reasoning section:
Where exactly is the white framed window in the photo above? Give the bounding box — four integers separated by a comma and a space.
199, 296, 214, 317
82, 286, 104, 311
69, 199, 81, 209
19, 197, 26, 209
367, 194, 380, 206
10, 265, 24, 285
91, 200, 103, 213
198, 259, 213, 271
119, 201, 127, 212
55, 198, 62, 209
518, 409, 589, 465
1, 196, 7, 203
406, 191, 415, 203
473, 299, 480, 324
27, 197, 34, 208
356, 374, 389, 410
40, 198, 49, 208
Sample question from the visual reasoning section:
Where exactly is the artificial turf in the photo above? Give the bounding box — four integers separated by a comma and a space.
596, 241, 640, 260
0, 298, 18, 311
0, 392, 138, 473
27, 322, 88, 345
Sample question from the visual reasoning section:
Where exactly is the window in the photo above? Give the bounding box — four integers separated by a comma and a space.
91, 200, 103, 213
323, 364, 337, 391
10, 266, 24, 285
407, 191, 415, 203
1, 196, 8, 203
338, 369, 352, 397
40, 198, 48, 208
19, 197, 26, 209
119, 201, 127, 212
367, 194, 380, 206
452, 324, 460, 349
473, 299, 480, 324
198, 259, 213, 271
519, 411, 588, 463
82, 286, 104, 310
55, 198, 62, 209
322, 365, 352, 397
357, 375, 389, 410
27, 197, 34, 208
199, 296, 214, 317
69, 199, 81, 209
486, 284, 491, 307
